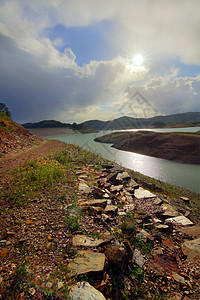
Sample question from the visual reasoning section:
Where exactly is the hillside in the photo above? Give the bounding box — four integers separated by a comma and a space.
0, 113, 42, 156
80, 112, 200, 130
0, 117, 200, 299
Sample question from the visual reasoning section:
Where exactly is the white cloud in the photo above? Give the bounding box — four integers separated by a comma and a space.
122, 74, 200, 117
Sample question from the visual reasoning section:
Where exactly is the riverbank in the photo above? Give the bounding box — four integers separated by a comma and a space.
0, 139, 200, 299
94, 130, 200, 165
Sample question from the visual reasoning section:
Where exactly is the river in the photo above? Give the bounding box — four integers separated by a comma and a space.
48, 127, 200, 193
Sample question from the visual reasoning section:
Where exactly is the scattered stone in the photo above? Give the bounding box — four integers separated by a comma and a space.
166, 216, 193, 226
159, 204, 179, 218
132, 249, 146, 268
156, 224, 170, 232
181, 238, 200, 262
68, 251, 105, 276
180, 197, 190, 204
57, 282, 64, 290
116, 171, 131, 181
127, 178, 139, 188
28, 287, 36, 295
72, 235, 108, 247
79, 199, 107, 208
104, 205, 118, 215
178, 225, 200, 238
110, 185, 123, 192
79, 182, 92, 194
172, 273, 186, 284
136, 229, 150, 242
153, 197, 163, 205
46, 282, 53, 288
134, 187, 156, 199
105, 244, 128, 270
69, 281, 106, 300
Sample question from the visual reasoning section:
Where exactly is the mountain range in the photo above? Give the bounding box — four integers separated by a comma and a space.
22, 112, 200, 131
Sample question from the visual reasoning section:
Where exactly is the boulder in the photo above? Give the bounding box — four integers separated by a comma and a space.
69, 281, 106, 300
159, 204, 179, 218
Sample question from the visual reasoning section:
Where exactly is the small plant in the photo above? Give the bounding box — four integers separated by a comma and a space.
120, 213, 136, 234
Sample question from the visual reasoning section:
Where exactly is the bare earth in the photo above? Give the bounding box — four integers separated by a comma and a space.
0, 139, 69, 179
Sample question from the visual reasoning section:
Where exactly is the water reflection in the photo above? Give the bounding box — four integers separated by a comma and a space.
48, 127, 200, 193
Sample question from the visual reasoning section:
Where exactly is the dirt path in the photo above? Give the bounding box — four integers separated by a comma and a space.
0, 139, 69, 179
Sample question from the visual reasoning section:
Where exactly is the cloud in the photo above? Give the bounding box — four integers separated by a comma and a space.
121, 74, 200, 117
0, 0, 199, 123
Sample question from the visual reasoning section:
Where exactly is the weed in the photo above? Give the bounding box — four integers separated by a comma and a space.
120, 213, 136, 234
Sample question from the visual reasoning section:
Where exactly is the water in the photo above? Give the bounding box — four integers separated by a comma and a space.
48, 127, 200, 193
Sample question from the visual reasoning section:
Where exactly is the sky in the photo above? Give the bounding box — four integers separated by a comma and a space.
0, 0, 200, 124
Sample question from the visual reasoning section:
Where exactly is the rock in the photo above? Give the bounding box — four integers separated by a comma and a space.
68, 251, 105, 276
136, 229, 150, 242
132, 249, 146, 268
180, 196, 190, 204
110, 185, 123, 192
134, 187, 156, 199
104, 244, 128, 270
0, 276, 3, 284
101, 214, 116, 223
181, 238, 200, 262
57, 282, 64, 290
69, 281, 106, 300
124, 204, 135, 213
116, 172, 131, 181
46, 282, 53, 288
169, 292, 183, 300
155, 224, 170, 232
28, 287, 36, 295
159, 204, 179, 218
104, 205, 118, 215
79, 182, 92, 194
172, 273, 186, 284
178, 226, 200, 238
79, 199, 107, 208
127, 178, 139, 189
165, 216, 193, 226
153, 197, 163, 205
72, 235, 109, 247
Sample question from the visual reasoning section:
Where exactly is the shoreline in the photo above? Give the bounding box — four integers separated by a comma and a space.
94, 130, 200, 165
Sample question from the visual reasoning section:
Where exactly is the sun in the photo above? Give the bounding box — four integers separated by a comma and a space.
128, 53, 145, 72
133, 53, 144, 66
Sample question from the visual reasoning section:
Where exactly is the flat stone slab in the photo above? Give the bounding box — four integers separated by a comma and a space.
165, 216, 193, 226
68, 250, 105, 276
79, 199, 107, 208
160, 204, 179, 218
181, 238, 200, 262
79, 182, 92, 194
104, 205, 118, 215
134, 187, 156, 199
72, 235, 107, 247
69, 281, 106, 300
110, 185, 123, 192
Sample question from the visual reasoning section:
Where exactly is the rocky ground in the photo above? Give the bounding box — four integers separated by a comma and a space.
94, 131, 200, 165
0, 146, 200, 299
0, 118, 200, 299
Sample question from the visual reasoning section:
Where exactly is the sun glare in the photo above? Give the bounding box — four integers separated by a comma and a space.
133, 53, 144, 66
128, 53, 145, 72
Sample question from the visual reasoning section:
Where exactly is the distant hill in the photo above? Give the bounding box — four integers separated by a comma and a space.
23, 120, 71, 128
22, 120, 97, 133
80, 112, 200, 130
